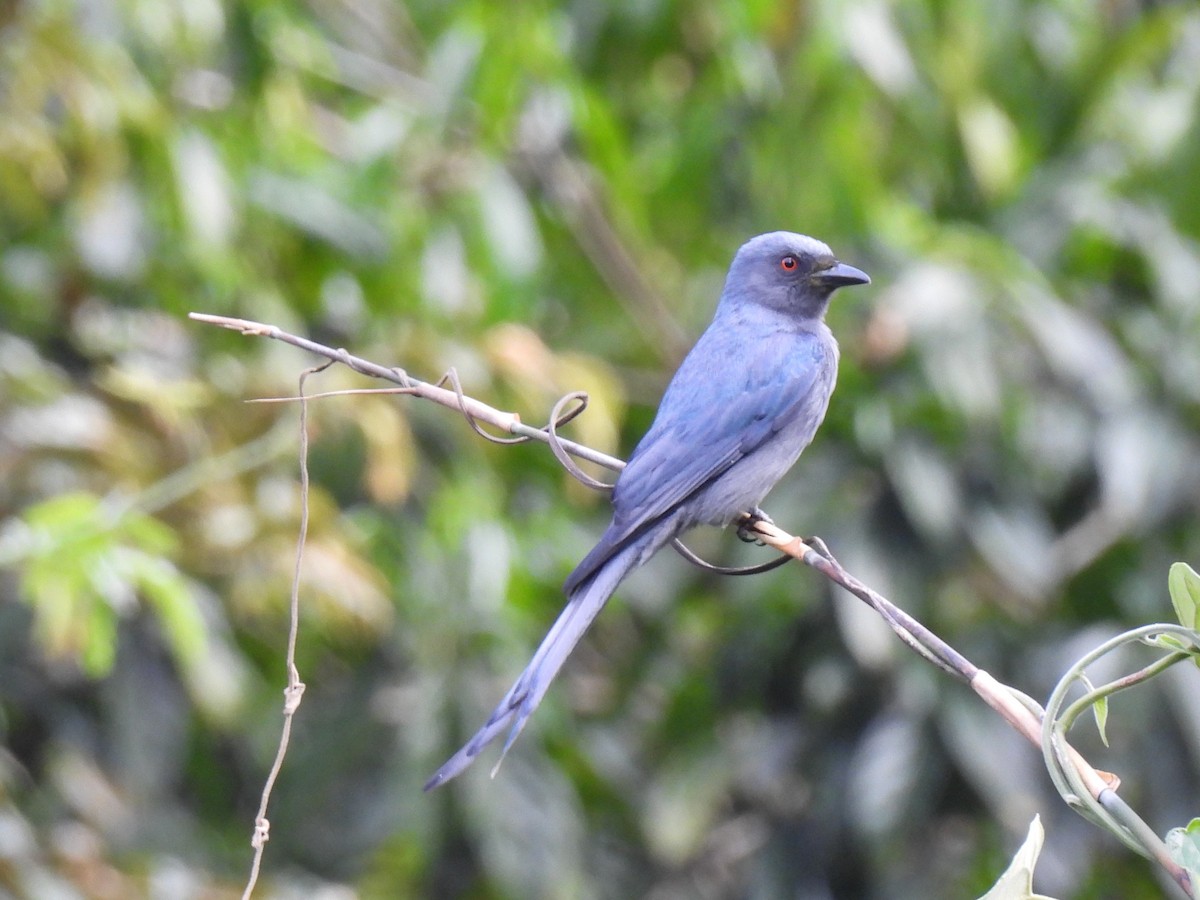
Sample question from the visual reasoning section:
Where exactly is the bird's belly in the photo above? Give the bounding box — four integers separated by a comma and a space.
687, 410, 826, 527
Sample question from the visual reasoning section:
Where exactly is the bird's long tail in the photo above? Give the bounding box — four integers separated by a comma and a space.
424, 528, 664, 790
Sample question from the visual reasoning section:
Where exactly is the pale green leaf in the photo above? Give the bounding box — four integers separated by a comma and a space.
1079, 673, 1109, 748
133, 553, 208, 671
1145, 633, 1192, 654
13, 491, 196, 677
1165, 818, 1200, 885
977, 816, 1058, 900
1168, 562, 1200, 631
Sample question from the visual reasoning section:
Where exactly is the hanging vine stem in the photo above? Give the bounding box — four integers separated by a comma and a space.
1041, 623, 1200, 891
240, 360, 327, 900
190, 312, 1195, 898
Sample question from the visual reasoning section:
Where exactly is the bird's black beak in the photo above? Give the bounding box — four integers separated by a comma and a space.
812, 262, 870, 287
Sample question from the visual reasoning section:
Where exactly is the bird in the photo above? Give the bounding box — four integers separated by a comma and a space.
425, 231, 869, 790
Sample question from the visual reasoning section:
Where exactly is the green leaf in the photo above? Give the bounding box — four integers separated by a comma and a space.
11, 491, 200, 678
1145, 633, 1192, 654
81, 602, 117, 677
977, 816, 1058, 900
1080, 673, 1110, 748
1168, 562, 1200, 631
1165, 818, 1200, 886
1167, 563, 1200, 669
131, 552, 207, 670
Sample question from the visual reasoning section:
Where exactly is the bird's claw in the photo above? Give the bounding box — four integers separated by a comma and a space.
736, 508, 774, 545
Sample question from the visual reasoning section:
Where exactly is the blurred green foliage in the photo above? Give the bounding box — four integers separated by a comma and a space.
2, 0, 1200, 897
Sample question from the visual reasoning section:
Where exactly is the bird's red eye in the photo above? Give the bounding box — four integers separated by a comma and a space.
780, 255, 799, 271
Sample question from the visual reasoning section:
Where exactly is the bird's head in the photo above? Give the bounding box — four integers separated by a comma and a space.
724, 231, 870, 319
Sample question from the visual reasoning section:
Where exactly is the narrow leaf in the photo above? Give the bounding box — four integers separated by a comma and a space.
978, 816, 1058, 900
1079, 673, 1109, 748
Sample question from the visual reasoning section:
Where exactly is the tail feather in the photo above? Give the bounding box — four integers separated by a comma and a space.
425, 532, 659, 790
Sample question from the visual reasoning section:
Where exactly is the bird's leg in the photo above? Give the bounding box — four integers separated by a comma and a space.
736, 507, 774, 545
802, 535, 835, 561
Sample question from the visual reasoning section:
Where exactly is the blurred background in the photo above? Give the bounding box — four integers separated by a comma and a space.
2, 0, 1200, 897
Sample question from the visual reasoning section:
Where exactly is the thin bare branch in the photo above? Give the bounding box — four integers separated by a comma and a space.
189, 313, 622, 472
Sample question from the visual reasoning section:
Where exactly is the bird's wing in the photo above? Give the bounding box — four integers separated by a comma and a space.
614, 365, 819, 522
564, 332, 830, 593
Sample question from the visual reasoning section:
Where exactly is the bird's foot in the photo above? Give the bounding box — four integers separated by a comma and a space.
736, 507, 774, 545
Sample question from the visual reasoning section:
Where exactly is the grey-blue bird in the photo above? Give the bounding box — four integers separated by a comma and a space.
425, 232, 869, 789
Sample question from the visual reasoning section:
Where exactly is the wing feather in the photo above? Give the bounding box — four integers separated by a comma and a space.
564, 330, 830, 592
